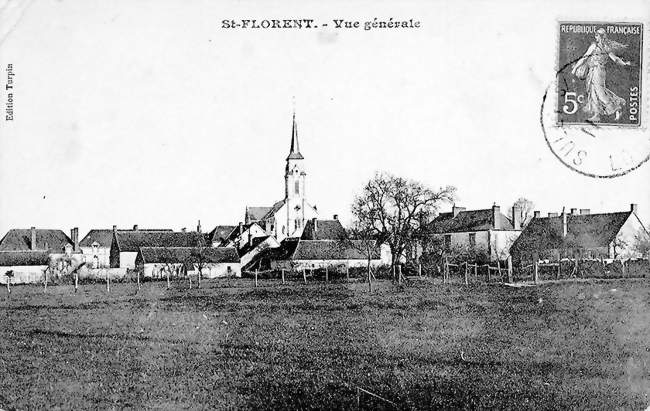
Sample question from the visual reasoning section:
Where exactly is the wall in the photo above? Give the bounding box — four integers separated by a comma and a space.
271, 258, 383, 270
612, 214, 647, 259
0, 265, 47, 284
191, 263, 241, 278
119, 252, 139, 269
490, 230, 522, 260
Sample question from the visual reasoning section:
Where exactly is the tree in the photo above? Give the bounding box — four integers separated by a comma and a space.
632, 228, 650, 258
511, 197, 535, 226
347, 224, 380, 292
351, 171, 456, 280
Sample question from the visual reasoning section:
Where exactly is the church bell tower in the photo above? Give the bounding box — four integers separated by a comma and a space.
285, 112, 306, 200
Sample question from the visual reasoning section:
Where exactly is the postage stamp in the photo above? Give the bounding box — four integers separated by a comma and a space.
556, 22, 643, 126
540, 21, 649, 178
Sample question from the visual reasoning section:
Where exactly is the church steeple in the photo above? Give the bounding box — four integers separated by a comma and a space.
287, 112, 304, 160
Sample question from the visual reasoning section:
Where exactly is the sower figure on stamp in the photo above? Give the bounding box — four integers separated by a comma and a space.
571, 28, 632, 122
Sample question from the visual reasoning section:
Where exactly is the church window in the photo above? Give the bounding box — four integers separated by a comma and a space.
294, 181, 300, 195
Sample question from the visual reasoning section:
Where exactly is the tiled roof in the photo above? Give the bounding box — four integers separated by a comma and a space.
237, 235, 271, 257
0, 251, 50, 266
510, 212, 632, 254
301, 219, 348, 240
114, 231, 206, 252
0, 229, 72, 252
206, 225, 237, 244
265, 238, 379, 261
262, 200, 286, 220
137, 247, 240, 264
80, 228, 172, 247
246, 207, 272, 222
429, 209, 514, 233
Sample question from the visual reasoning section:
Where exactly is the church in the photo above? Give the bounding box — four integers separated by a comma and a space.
244, 113, 320, 242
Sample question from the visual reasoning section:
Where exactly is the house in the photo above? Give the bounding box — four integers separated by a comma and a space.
110, 229, 206, 268
221, 222, 269, 249
205, 225, 237, 247
136, 247, 241, 278
244, 113, 319, 242
0, 251, 50, 284
237, 235, 280, 268
427, 205, 523, 262
261, 238, 383, 271
510, 204, 649, 262
80, 225, 172, 268
0, 227, 76, 254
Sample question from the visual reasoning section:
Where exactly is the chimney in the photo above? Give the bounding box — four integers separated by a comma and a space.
631, 203, 639, 214
548, 212, 559, 217
452, 205, 466, 218
71, 227, 79, 252
333, 214, 338, 220
533, 211, 541, 218
492, 205, 500, 228
580, 209, 590, 215
238, 222, 243, 236
570, 208, 578, 215
562, 211, 568, 237
511, 205, 521, 230
133, 224, 138, 230
197, 220, 202, 233
30, 227, 36, 250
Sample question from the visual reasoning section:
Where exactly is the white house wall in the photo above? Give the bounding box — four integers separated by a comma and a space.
119, 252, 139, 269
612, 214, 648, 259
81, 246, 111, 268
0, 265, 47, 284
271, 258, 383, 270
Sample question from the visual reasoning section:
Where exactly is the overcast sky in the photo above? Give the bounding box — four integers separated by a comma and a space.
0, 0, 649, 237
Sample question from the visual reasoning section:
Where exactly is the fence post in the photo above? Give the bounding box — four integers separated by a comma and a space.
443, 257, 448, 284
167, 270, 171, 290
497, 259, 502, 281
346, 264, 350, 282
464, 262, 468, 285
557, 257, 561, 280
487, 265, 491, 283
137, 270, 141, 290
418, 263, 422, 278
75, 271, 79, 293
474, 264, 477, 279
106, 270, 110, 293
44, 269, 48, 293
507, 256, 513, 283
281, 269, 285, 284
534, 262, 539, 283
6, 277, 10, 294
397, 265, 402, 284
621, 259, 626, 277
255, 269, 258, 287
325, 266, 329, 283
302, 268, 307, 284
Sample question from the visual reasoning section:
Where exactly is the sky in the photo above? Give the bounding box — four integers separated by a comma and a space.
0, 0, 649, 238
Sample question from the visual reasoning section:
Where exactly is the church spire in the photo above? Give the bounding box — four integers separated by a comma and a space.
287, 110, 304, 160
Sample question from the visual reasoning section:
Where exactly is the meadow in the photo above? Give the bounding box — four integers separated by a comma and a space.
0, 277, 648, 410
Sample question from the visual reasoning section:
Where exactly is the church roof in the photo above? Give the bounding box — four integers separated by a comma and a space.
286, 112, 304, 160
246, 207, 272, 222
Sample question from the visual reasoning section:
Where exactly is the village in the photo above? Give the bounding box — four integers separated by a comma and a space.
1, 114, 649, 289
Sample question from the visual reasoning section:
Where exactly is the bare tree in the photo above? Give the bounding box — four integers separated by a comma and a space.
632, 228, 650, 258
351, 171, 456, 280
511, 197, 535, 226
347, 224, 379, 292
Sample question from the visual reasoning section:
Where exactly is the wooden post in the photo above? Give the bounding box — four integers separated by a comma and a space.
557, 257, 561, 279
392, 265, 396, 282
507, 256, 513, 283
397, 265, 402, 284
167, 269, 171, 290
302, 268, 307, 284
418, 263, 422, 278
254, 269, 258, 287
281, 269, 285, 284
137, 270, 141, 290
189, 273, 192, 290
368, 264, 372, 293
325, 266, 329, 283
497, 259, 502, 281
346, 264, 350, 282
74, 271, 79, 293
487, 265, 491, 283
464, 262, 469, 285
443, 257, 448, 284
534, 262, 539, 283
621, 259, 626, 278
44, 269, 48, 293
6, 277, 10, 294
106, 270, 110, 293
474, 264, 477, 279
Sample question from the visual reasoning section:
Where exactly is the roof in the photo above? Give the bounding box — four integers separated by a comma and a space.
0, 251, 50, 266
206, 225, 237, 244
262, 200, 286, 220
301, 219, 348, 240
246, 207, 272, 222
510, 212, 632, 254
287, 112, 304, 160
80, 228, 172, 247
137, 247, 240, 264
429, 209, 514, 233
237, 235, 272, 257
0, 229, 72, 252
114, 231, 206, 252
265, 238, 380, 261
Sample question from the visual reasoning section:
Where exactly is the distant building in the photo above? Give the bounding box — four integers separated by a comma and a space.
0, 227, 76, 254
205, 225, 237, 247
244, 113, 319, 242
110, 229, 206, 269
135, 247, 241, 279
510, 204, 649, 262
427, 205, 523, 262
80, 225, 172, 268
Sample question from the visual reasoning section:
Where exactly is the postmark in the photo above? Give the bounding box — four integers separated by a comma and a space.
541, 21, 650, 178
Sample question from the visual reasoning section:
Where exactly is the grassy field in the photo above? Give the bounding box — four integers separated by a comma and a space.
0, 277, 649, 410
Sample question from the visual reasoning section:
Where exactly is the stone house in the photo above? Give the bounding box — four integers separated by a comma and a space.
110, 229, 206, 269
510, 204, 648, 262
0, 251, 50, 284
426, 205, 523, 262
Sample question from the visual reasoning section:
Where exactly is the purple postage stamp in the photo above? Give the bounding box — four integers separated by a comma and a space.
557, 22, 643, 126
